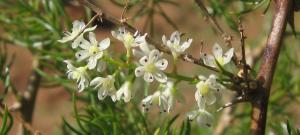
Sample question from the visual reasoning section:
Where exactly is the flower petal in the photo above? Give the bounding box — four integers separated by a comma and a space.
83, 25, 97, 33
212, 43, 223, 58
155, 59, 168, 70
195, 90, 205, 109
186, 110, 199, 120
198, 75, 207, 81
153, 72, 167, 83
201, 53, 216, 67
162, 35, 167, 45
139, 56, 148, 65
72, 20, 85, 32
135, 66, 145, 77
98, 88, 107, 100
90, 77, 104, 87
87, 56, 99, 69
99, 38, 110, 51
132, 49, 144, 58
75, 50, 90, 61
89, 32, 98, 46
148, 49, 160, 62
205, 91, 216, 105
180, 38, 192, 51
197, 110, 213, 127
170, 31, 180, 45
73, 35, 90, 49
64, 60, 75, 70
121, 82, 132, 102
133, 33, 147, 46
139, 42, 151, 55
111, 27, 125, 41
141, 95, 153, 110
223, 48, 234, 64
144, 72, 154, 82
58, 36, 73, 43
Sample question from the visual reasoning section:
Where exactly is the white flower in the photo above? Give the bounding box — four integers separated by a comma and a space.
135, 49, 168, 83
201, 43, 234, 68
162, 31, 192, 59
195, 74, 224, 108
187, 109, 213, 127
115, 81, 133, 102
75, 32, 110, 71
58, 20, 97, 44
64, 60, 89, 92
90, 75, 116, 101
141, 91, 168, 113
111, 27, 147, 50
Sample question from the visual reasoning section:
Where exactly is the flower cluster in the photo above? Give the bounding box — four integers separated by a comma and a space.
186, 44, 233, 127
187, 75, 224, 127
59, 20, 235, 128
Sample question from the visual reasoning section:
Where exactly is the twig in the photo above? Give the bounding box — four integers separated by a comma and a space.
251, 0, 292, 134
217, 96, 248, 112
120, 0, 129, 23
238, 20, 250, 90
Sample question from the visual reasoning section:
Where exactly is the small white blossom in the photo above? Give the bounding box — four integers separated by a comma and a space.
90, 75, 116, 101
162, 31, 192, 59
75, 32, 110, 71
195, 74, 224, 108
115, 81, 133, 102
141, 91, 168, 113
58, 20, 96, 44
64, 60, 89, 92
201, 43, 234, 68
111, 27, 147, 50
187, 109, 213, 127
135, 49, 168, 83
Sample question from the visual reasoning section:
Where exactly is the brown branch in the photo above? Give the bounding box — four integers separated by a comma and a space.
19, 58, 43, 134
216, 96, 248, 112
238, 21, 251, 91
77, 0, 224, 74
251, 0, 292, 134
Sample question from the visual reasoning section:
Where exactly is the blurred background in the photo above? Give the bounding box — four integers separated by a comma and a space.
0, 0, 300, 134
